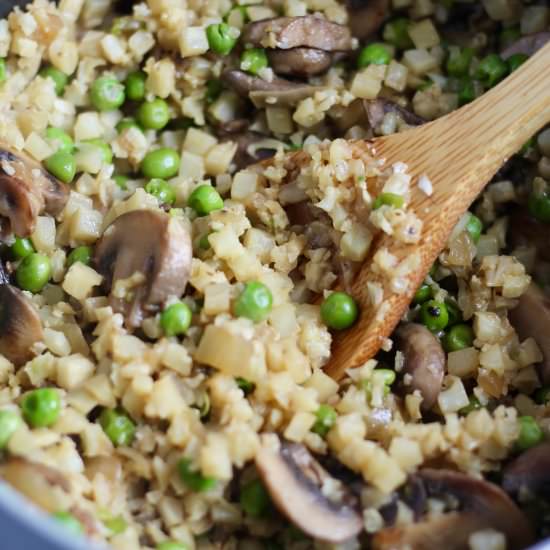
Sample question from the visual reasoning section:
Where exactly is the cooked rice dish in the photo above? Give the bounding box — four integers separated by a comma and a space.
0, 0, 548, 548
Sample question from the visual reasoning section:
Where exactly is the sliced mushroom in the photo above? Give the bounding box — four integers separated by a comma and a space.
268, 48, 333, 77
94, 209, 192, 328
509, 208, 550, 262
346, 0, 390, 40
509, 283, 550, 383
372, 469, 534, 550
255, 439, 362, 543
501, 32, 550, 59
1, 458, 72, 513
0, 145, 69, 237
222, 70, 320, 107
0, 284, 43, 367
242, 16, 352, 52
395, 323, 445, 410
502, 442, 550, 497
364, 99, 425, 130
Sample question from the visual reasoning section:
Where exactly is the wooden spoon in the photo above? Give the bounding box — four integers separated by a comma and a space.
322, 42, 550, 380
262, 42, 550, 381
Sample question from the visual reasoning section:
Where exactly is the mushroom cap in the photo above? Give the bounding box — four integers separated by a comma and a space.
372, 469, 535, 550
509, 283, 550, 383
395, 323, 445, 410
0, 284, 43, 367
255, 440, 362, 543
242, 16, 353, 51
501, 31, 550, 59
502, 442, 550, 497
0, 146, 68, 237
346, 0, 389, 40
267, 48, 333, 77
94, 209, 192, 328
364, 99, 425, 130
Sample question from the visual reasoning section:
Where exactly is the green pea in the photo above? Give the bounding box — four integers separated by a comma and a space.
446, 46, 474, 77
104, 515, 127, 535
235, 377, 255, 395
457, 76, 476, 106
0, 410, 21, 449
99, 408, 136, 447
240, 48, 268, 76
320, 291, 358, 330
83, 139, 113, 165
206, 22, 238, 55
51, 511, 83, 535
21, 388, 61, 428
16, 253, 51, 293
10, 237, 35, 260
44, 151, 76, 184
39, 65, 69, 95
0, 58, 6, 83
528, 189, 550, 223
114, 175, 128, 190
443, 323, 474, 352
445, 300, 462, 327
373, 192, 404, 210
516, 415, 543, 451
357, 43, 392, 68
160, 302, 192, 336
240, 478, 270, 517
311, 404, 337, 437
45, 127, 74, 154
136, 98, 170, 130
177, 457, 216, 492
125, 70, 147, 101
205, 79, 223, 104
145, 178, 176, 205
233, 281, 273, 323
534, 386, 550, 405
188, 184, 224, 216
500, 27, 520, 49
141, 148, 180, 179
418, 79, 433, 91
475, 54, 508, 88
420, 300, 449, 332
507, 53, 528, 73
413, 283, 431, 305
465, 212, 483, 243
382, 18, 413, 50
459, 396, 482, 415
156, 541, 189, 550
67, 246, 92, 267
116, 117, 142, 134
89, 76, 125, 111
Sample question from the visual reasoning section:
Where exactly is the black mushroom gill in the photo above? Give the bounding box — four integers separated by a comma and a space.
502, 442, 550, 497
94, 209, 192, 328
0, 284, 43, 367
509, 283, 550, 383
364, 99, 426, 129
0, 144, 68, 238
255, 440, 362, 543
372, 469, 535, 550
395, 323, 445, 410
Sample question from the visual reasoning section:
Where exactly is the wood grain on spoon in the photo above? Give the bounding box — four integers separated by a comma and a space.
322, 42, 550, 380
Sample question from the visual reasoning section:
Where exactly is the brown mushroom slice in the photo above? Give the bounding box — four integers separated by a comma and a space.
1, 458, 72, 513
509, 208, 550, 262
0, 284, 43, 367
222, 70, 320, 107
364, 99, 425, 129
372, 469, 534, 550
509, 283, 550, 383
242, 16, 352, 51
395, 323, 445, 410
268, 48, 333, 77
347, 0, 390, 40
0, 146, 69, 237
94, 209, 192, 328
255, 440, 362, 543
501, 32, 550, 59
502, 442, 550, 497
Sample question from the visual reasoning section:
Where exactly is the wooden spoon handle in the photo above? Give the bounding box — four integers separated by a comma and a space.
324, 42, 550, 381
